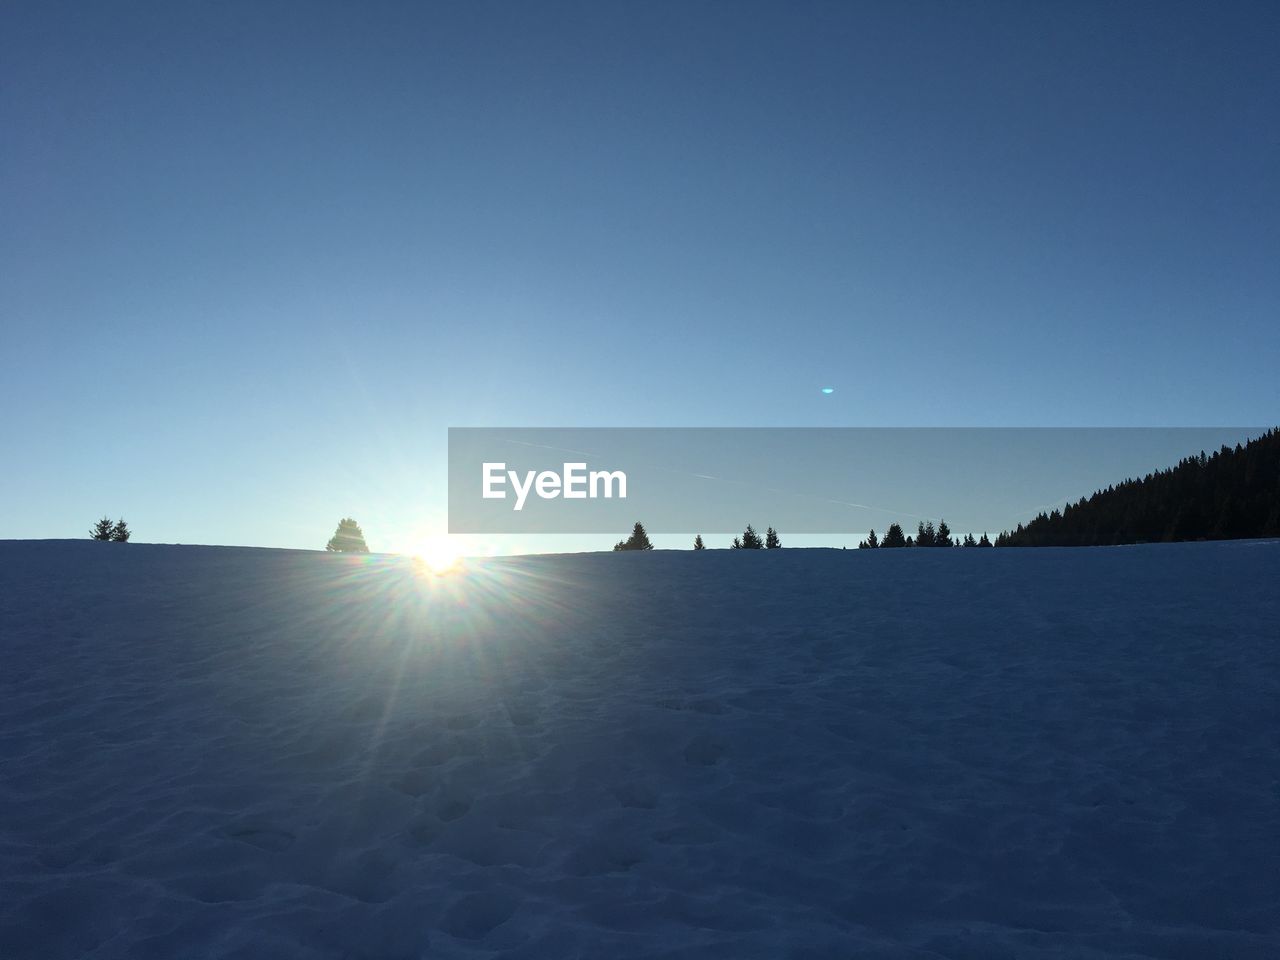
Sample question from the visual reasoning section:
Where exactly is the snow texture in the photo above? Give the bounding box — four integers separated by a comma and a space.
1, 539, 1278, 959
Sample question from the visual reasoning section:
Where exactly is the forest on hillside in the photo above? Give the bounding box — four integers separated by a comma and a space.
996, 428, 1280, 547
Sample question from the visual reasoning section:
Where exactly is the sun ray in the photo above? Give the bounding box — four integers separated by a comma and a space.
410, 537, 462, 575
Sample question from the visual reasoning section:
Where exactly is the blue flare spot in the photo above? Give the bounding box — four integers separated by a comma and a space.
821, 387, 834, 394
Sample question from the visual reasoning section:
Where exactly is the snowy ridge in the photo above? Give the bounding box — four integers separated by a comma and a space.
1, 540, 1278, 958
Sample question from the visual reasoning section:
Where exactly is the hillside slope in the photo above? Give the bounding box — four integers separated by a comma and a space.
998, 427, 1280, 546
1, 541, 1278, 959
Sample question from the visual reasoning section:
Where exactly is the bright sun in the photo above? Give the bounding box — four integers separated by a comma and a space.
411, 538, 462, 575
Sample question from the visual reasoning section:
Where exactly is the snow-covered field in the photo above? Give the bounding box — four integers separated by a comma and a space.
1, 539, 1277, 959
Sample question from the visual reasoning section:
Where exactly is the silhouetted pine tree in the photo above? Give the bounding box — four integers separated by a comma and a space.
110, 519, 130, 542
614, 521, 654, 551
693, 534, 705, 550
962, 533, 977, 547
765, 527, 781, 549
996, 429, 1280, 546
326, 518, 370, 553
735, 524, 764, 549
881, 523, 907, 548
935, 519, 952, 547
978, 532, 992, 547
90, 516, 115, 540
858, 529, 879, 549
916, 521, 936, 547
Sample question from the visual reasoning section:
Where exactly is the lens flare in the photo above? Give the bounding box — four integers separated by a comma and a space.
411, 538, 462, 575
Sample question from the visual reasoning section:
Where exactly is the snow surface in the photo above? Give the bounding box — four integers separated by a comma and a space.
1, 539, 1278, 959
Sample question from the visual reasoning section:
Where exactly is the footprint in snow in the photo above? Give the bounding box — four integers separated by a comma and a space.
391, 768, 434, 797
436, 797, 471, 822
683, 735, 726, 766
612, 781, 658, 809
440, 890, 517, 940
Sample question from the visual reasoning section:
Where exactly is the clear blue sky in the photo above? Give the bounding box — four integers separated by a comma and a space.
3, 1, 1277, 553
